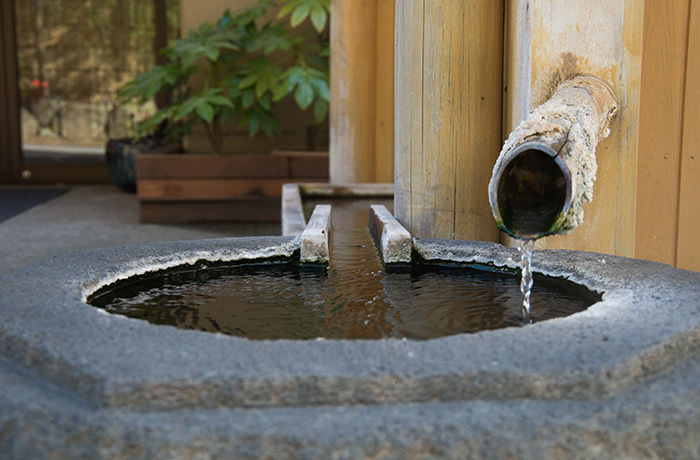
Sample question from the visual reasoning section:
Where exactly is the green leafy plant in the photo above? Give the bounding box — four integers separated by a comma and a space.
118, 0, 329, 154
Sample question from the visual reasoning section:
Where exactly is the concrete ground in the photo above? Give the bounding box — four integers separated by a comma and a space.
0, 185, 280, 277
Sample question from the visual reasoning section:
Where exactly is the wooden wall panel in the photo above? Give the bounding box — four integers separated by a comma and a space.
330, 0, 395, 183
395, 0, 503, 241
417, 2, 459, 238
635, 0, 690, 266
138, 179, 294, 200
136, 153, 328, 179
393, 0, 423, 233
504, 0, 644, 257
373, 0, 395, 183
676, 0, 700, 271
454, 0, 504, 241
330, 0, 377, 183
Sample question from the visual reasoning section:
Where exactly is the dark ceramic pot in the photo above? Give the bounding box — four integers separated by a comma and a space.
105, 138, 156, 194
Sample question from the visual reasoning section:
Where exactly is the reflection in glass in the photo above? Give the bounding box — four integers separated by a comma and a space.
14, 0, 178, 159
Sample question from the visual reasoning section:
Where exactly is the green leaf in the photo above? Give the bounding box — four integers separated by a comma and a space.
196, 102, 215, 123
294, 82, 314, 110
174, 97, 200, 120
218, 9, 233, 27
273, 77, 294, 101
231, 4, 269, 28
284, 66, 304, 86
246, 24, 290, 54
259, 94, 271, 110
118, 65, 175, 104
311, 77, 330, 101
204, 48, 220, 62
228, 86, 241, 99
313, 98, 328, 122
239, 74, 258, 89
262, 120, 277, 139
255, 80, 270, 99
310, 6, 327, 33
290, 3, 311, 27
242, 90, 255, 108
277, 2, 297, 19
249, 115, 260, 137
208, 95, 235, 108
136, 110, 169, 138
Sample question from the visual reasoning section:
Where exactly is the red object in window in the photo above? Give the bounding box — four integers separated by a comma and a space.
32, 78, 40, 88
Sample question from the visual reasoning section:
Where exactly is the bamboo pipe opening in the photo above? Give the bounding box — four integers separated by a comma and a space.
494, 142, 571, 239
489, 75, 618, 240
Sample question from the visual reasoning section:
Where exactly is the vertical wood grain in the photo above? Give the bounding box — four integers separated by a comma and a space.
676, 0, 700, 271
330, 0, 378, 183
454, 0, 503, 241
393, 0, 423, 232
415, 1, 457, 238
503, 0, 532, 142
617, 0, 645, 257
373, 0, 395, 183
505, 0, 644, 257
635, 0, 690, 265
394, 0, 503, 241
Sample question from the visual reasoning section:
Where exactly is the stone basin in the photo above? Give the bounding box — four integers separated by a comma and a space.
1, 235, 699, 458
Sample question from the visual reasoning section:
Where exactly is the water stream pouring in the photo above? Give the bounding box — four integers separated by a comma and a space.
488, 75, 617, 320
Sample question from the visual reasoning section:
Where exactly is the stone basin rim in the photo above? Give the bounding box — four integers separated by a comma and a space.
0, 235, 699, 410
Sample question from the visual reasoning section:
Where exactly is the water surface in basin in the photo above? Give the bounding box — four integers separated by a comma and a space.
89, 199, 600, 340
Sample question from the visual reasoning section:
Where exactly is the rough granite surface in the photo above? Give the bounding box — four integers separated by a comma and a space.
0, 235, 699, 459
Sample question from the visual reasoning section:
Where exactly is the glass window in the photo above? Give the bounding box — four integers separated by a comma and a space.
14, 0, 179, 163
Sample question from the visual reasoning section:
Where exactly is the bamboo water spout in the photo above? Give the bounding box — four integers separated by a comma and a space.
488, 76, 618, 239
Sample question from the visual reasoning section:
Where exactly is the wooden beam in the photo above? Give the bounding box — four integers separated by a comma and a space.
676, 0, 700, 271
373, 0, 395, 183
394, 0, 503, 241
505, 0, 644, 257
453, 0, 504, 241
136, 153, 328, 179
138, 178, 325, 200
330, 0, 378, 183
635, 0, 690, 265
0, 0, 22, 184
153, 0, 169, 109
393, 0, 423, 234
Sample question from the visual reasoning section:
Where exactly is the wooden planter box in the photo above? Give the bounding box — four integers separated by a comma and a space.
135, 151, 328, 224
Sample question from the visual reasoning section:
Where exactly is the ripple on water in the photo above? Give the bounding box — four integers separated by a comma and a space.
90, 199, 600, 340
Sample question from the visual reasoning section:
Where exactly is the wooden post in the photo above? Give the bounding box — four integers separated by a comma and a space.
330, 0, 394, 184
635, 0, 689, 265
676, 0, 700, 271
0, 0, 22, 184
153, 0, 169, 109
373, 0, 395, 183
503, 0, 644, 256
394, 0, 504, 240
